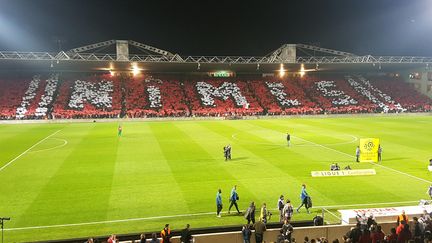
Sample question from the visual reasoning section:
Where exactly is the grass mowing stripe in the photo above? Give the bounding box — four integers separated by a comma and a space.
2, 116, 432, 242
198, 121, 338, 205
107, 122, 190, 220
0, 129, 61, 172
13, 124, 119, 228
240, 119, 426, 203
249, 119, 432, 185
150, 122, 244, 212
176, 122, 270, 206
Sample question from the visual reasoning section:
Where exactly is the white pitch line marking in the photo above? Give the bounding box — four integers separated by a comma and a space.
29, 138, 68, 153
0, 130, 61, 172
4, 200, 420, 231
293, 135, 432, 184
232, 132, 358, 147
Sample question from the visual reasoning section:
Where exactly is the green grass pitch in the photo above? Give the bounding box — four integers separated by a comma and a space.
1, 115, 432, 242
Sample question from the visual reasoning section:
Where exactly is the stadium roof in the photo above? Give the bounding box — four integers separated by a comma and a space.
0, 40, 430, 73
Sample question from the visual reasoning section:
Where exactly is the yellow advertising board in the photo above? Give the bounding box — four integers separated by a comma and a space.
359, 138, 380, 162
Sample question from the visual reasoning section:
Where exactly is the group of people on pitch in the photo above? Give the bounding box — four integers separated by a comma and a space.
223, 144, 232, 161
355, 145, 383, 162
330, 163, 352, 171
217, 184, 311, 243
216, 184, 312, 220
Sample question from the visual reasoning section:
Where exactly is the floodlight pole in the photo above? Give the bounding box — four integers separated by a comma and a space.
0, 218, 10, 243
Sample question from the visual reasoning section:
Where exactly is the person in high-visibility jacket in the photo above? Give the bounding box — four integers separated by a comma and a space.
397, 210, 409, 225
160, 224, 171, 243
260, 203, 270, 224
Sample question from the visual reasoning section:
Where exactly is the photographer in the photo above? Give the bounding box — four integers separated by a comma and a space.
260, 203, 272, 224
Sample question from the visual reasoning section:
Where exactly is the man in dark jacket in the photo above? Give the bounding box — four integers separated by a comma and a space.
277, 195, 284, 222
413, 217, 423, 243
180, 224, 193, 243
254, 218, 267, 243
348, 223, 362, 243
282, 219, 294, 242
245, 201, 256, 224
224, 146, 229, 161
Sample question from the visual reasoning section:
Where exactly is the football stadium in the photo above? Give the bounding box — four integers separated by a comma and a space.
1, 1, 432, 243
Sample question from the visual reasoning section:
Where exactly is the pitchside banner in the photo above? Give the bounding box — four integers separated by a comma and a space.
339, 205, 432, 225
311, 169, 376, 177
360, 138, 380, 162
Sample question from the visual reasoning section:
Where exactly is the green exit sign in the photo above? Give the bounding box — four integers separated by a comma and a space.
209, 71, 235, 77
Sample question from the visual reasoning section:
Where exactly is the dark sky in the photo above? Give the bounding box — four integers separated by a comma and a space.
0, 0, 431, 56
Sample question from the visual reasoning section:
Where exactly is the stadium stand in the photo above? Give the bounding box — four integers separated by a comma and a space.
184, 79, 263, 117
52, 74, 122, 119
1, 73, 431, 120
250, 78, 322, 115
125, 77, 189, 118
34, 74, 59, 118
0, 78, 30, 119
345, 75, 406, 113
367, 75, 432, 112
15, 75, 43, 119
302, 77, 376, 114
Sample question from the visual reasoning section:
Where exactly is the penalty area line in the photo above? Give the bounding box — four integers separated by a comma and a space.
5, 200, 420, 231
0, 130, 62, 173
293, 135, 432, 184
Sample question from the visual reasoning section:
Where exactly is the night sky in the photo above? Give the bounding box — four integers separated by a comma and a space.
0, 0, 431, 56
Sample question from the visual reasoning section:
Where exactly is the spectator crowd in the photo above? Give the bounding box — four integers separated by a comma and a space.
0, 74, 431, 120
85, 208, 432, 243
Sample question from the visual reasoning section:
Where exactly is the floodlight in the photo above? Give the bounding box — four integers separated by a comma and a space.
279, 64, 286, 78
300, 64, 305, 77
131, 63, 140, 76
